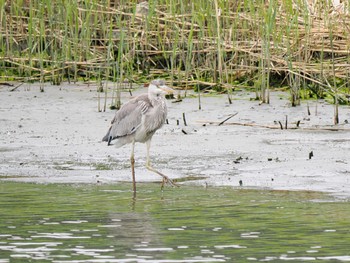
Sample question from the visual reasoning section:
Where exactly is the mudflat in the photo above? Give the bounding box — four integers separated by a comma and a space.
1, 83, 349, 199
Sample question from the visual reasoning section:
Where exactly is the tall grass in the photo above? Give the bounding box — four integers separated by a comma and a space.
1, 0, 349, 107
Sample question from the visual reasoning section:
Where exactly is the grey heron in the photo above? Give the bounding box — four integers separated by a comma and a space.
102, 79, 177, 192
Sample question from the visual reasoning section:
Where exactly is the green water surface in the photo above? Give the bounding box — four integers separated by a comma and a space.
0, 182, 349, 262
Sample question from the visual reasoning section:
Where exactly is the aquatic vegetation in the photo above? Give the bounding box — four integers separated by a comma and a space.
1, 0, 349, 108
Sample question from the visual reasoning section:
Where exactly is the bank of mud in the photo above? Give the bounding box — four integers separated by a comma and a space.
1, 83, 350, 199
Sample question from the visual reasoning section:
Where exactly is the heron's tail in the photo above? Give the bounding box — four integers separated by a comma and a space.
102, 127, 113, 145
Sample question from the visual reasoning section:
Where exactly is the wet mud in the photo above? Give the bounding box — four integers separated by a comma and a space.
1, 83, 350, 199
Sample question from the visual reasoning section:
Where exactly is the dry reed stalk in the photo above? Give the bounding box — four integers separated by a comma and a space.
1, 0, 349, 106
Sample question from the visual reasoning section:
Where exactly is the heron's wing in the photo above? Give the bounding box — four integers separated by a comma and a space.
103, 94, 151, 142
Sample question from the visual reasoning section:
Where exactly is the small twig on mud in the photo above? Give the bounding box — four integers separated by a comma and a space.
198, 120, 281, 129
128, 82, 133, 96
0, 82, 14, 87
309, 151, 314, 159
218, 112, 238, 126
183, 112, 187, 126
285, 115, 288, 129
278, 121, 283, 130
197, 120, 350, 131
10, 83, 23, 92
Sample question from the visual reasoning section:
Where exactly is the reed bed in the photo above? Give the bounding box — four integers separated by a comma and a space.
1, 0, 350, 107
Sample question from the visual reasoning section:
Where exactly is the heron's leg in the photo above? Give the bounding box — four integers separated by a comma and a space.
145, 140, 151, 167
131, 141, 136, 193
145, 140, 178, 189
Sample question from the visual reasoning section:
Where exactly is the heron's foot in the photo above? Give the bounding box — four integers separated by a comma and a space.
146, 164, 179, 189
161, 175, 179, 189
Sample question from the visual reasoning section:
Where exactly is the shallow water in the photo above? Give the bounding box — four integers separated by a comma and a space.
0, 182, 350, 262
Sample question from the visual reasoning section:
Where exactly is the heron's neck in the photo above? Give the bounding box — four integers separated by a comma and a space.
149, 94, 164, 107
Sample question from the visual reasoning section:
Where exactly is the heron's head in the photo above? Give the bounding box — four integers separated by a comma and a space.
148, 79, 174, 97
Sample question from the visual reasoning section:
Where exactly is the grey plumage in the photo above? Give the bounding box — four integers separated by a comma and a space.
102, 79, 177, 192
102, 80, 168, 147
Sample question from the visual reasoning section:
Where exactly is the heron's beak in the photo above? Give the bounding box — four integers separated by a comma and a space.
159, 85, 174, 94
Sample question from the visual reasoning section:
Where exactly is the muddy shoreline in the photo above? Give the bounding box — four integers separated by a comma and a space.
1, 83, 349, 199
